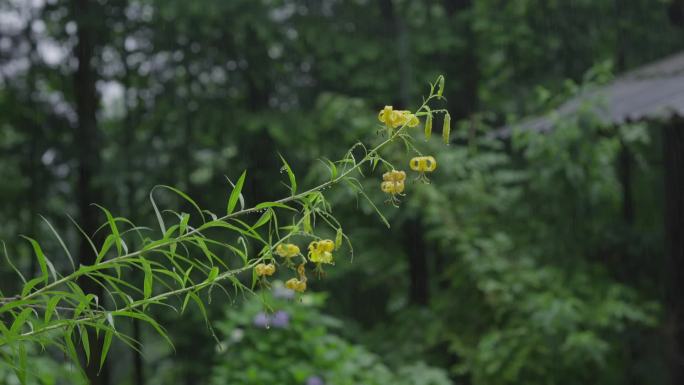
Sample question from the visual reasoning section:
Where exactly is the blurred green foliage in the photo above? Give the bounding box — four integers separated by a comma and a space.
208, 284, 451, 385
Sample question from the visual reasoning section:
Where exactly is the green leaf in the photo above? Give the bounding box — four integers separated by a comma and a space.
3, 241, 26, 284
319, 157, 338, 180
100, 330, 113, 371
67, 213, 98, 258
182, 292, 208, 325
44, 295, 62, 324
252, 209, 272, 230
142, 259, 153, 301
345, 179, 390, 228
254, 201, 296, 211
40, 215, 76, 271
94, 204, 122, 256
159, 185, 206, 223
20, 236, 48, 284
10, 308, 34, 335
80, 325, 91, 364
64, 327, 80, 366
22, 277, 45, 297
113, 311, 173, 349
205, 267, 219, 283
16, 344, 27, 385
150, 187, 167, 234
179, 213, 190, 235
96, 234, 117, 263
279, 153, 297, 195
227, 170, 247, 215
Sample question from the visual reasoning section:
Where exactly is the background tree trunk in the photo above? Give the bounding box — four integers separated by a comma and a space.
664, 120, 684, 385
71, 0, 108, 384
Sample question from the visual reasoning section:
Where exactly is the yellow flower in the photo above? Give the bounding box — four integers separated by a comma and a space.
255, 263, 276, 277
285, 278, 307, 293
275, 243, 300, 258
406, 113, 420, 127
382, 170, 406, 182
382, 170, 407, 195
409, 156, 437, 172
378, 106, 419, 129
378, 105, 394, 124
381, 180, 404, 194
308, 240, 335, 264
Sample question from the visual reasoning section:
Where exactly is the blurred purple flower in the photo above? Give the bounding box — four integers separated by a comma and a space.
271, 310, 290, 328
305, 375, 325, 385
273, 285, 295, 299
252, 312, 269, 329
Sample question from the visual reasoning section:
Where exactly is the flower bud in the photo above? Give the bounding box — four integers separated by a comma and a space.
442, 112, 451, 145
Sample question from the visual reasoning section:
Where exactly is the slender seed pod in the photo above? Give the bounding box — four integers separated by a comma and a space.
335, 227, 343, 250
442, 112, 451, 145
425, 113, 433, 141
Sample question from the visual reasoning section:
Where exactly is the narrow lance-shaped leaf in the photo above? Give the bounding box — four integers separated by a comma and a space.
20, 236, 48, 284
150, 187, 167, 235
100, 330, 113, 372
3, 241, 26, 284
142, 259, 153, 301
94, 204, 122, 256
227, 170, 246, 215
159, 185, 206, 223
40, 215, 75, 270
279, 153, 297, 195
80, 325, 91, 364
205, 267, 219, 284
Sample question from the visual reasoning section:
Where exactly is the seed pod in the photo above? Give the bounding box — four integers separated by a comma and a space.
335, 227, 343, 250
425, 113, 433, 141
442, 112, 451, 145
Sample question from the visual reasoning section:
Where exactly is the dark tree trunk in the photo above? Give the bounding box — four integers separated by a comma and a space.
443, 0, 478, 120
664, 121, 684, 385
403, 219, 429, 306
71, 0, 108, 384
380, 0, 429, 306
379, 0, 412, 105
122, 43, 145, 385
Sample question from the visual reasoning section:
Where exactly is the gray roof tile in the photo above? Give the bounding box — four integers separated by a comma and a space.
500, 51, 684, 136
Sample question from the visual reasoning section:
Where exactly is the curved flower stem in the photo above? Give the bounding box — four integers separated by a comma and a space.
12, 95, 437, 313
21, 131, 400, 301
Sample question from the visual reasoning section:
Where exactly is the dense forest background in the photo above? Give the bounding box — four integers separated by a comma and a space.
2, 0, 684, 384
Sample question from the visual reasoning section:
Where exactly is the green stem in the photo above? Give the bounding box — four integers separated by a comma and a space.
6, 93, 439, 340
